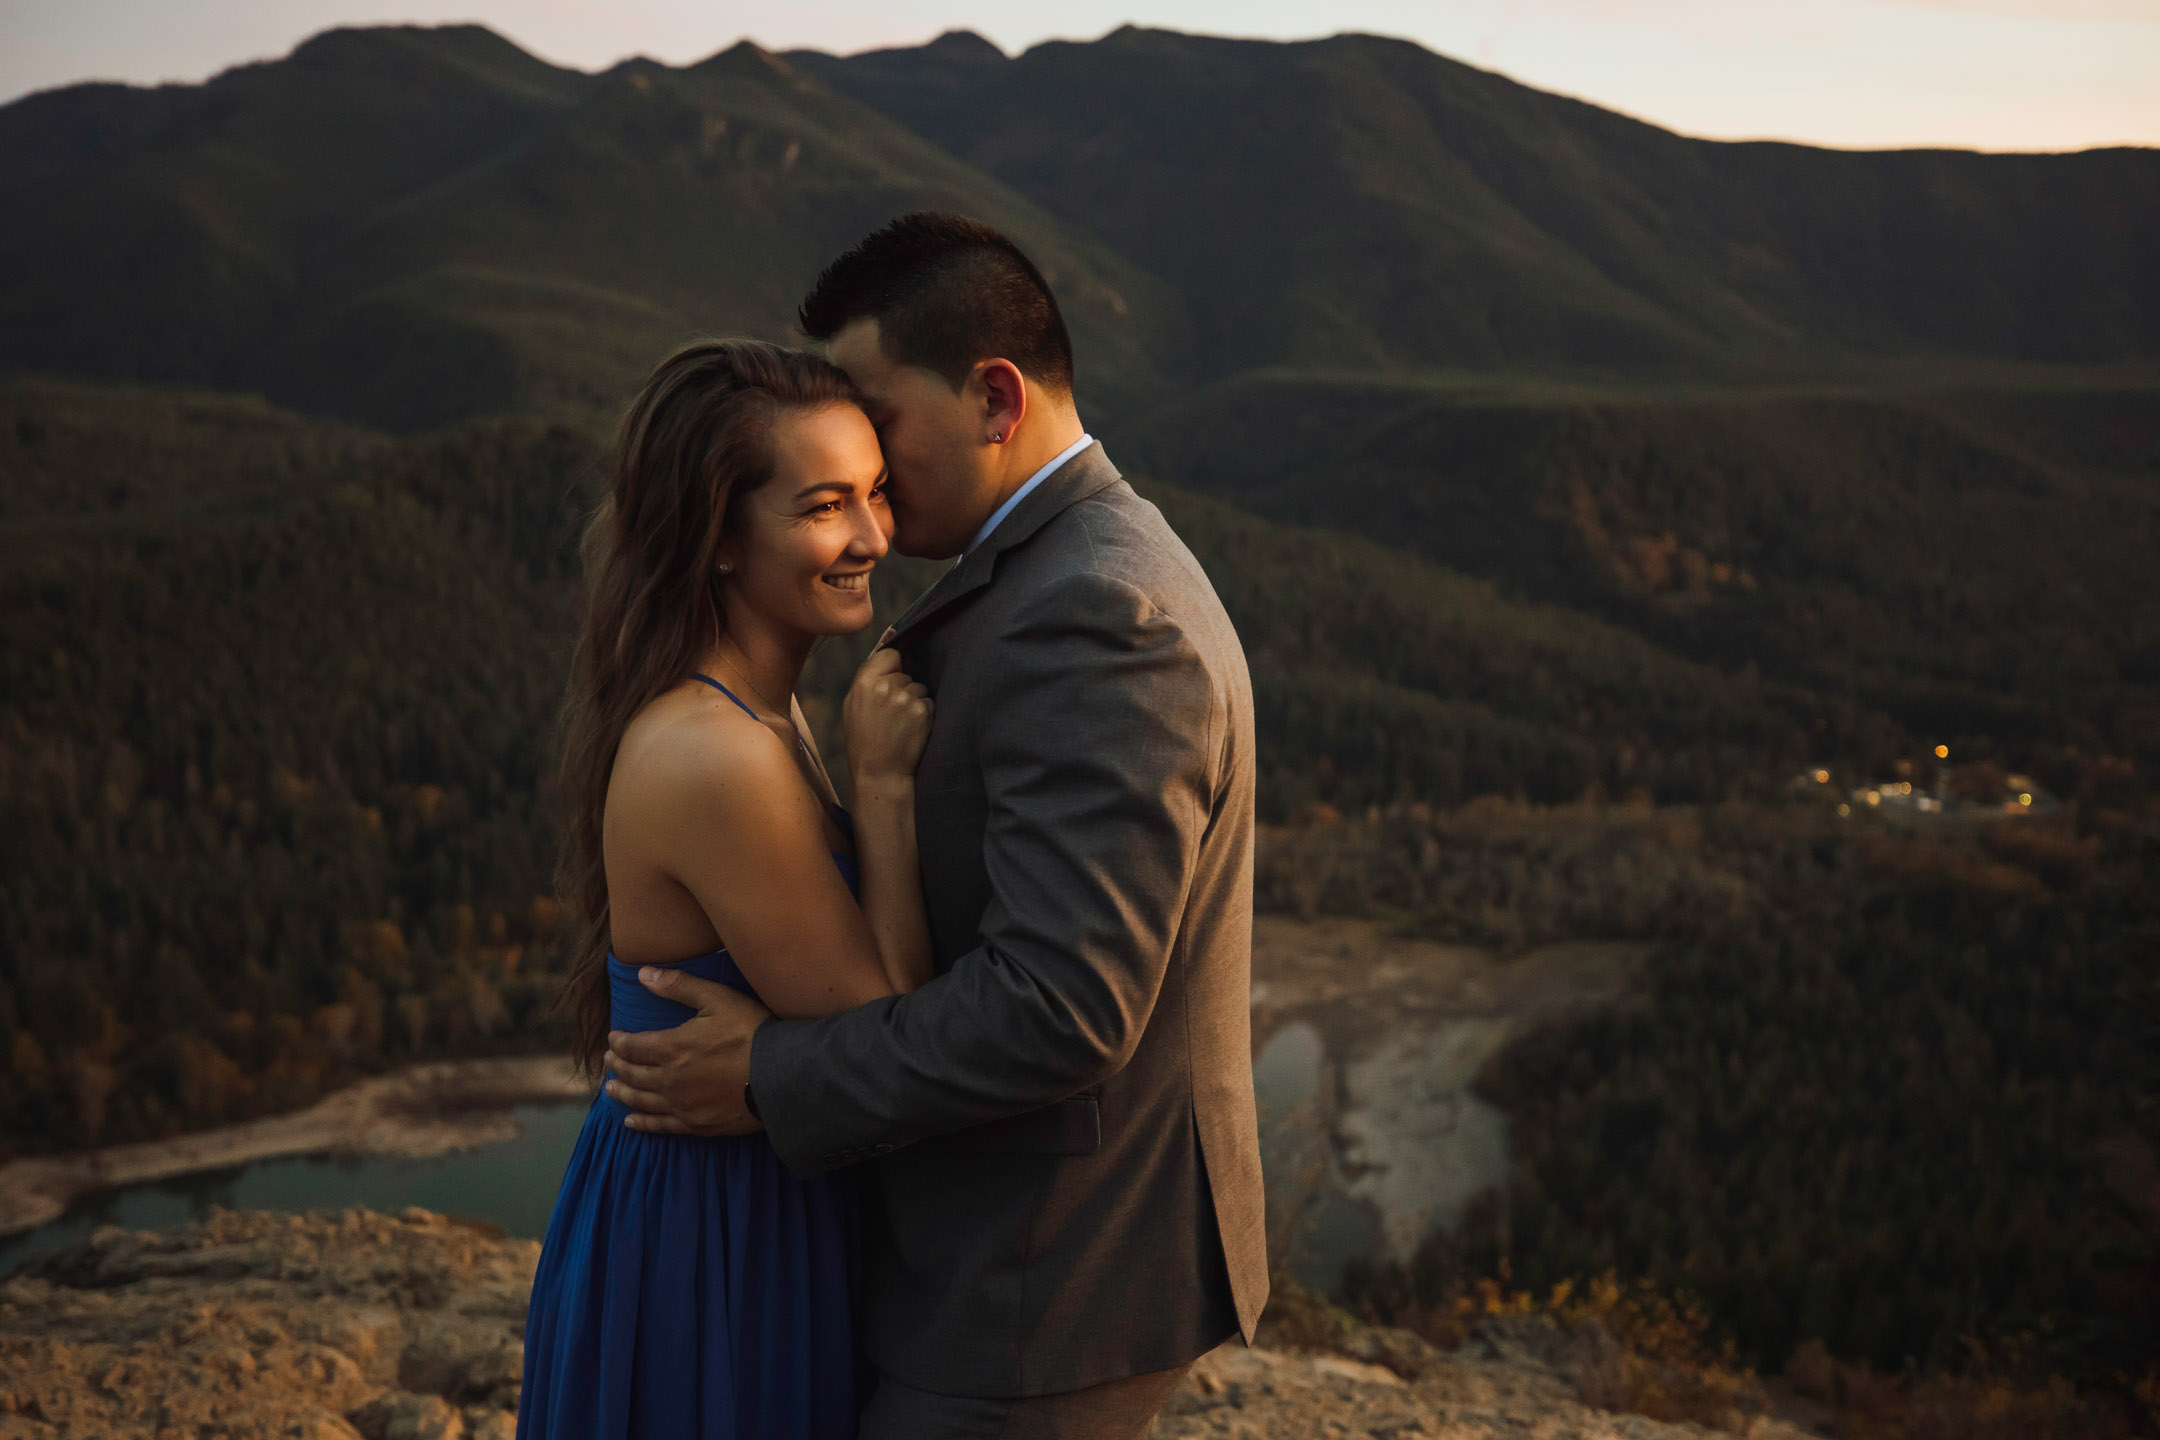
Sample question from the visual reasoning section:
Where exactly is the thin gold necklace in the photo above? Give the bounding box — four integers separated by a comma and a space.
709, 644, 789, 720
708, 650, 846, 828
708, 648, 818, 770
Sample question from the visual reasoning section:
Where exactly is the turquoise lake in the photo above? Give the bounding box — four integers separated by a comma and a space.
0, 1101, 591, 1276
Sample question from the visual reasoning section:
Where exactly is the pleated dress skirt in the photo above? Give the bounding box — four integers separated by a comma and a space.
516, 951, 862, 1440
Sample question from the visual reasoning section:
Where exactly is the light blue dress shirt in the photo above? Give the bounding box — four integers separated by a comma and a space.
965, 433, 1095, 556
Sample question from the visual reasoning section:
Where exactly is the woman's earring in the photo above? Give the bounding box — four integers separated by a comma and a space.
991, 431, 1004, 444
718, 561, 733, 575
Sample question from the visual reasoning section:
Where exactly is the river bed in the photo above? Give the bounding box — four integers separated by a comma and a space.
1, 919, 1638, 1285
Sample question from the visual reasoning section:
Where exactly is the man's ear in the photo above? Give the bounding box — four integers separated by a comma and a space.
977, 358, 1028, 445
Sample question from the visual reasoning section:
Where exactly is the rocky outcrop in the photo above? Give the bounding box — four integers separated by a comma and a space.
0, 1209, 1811, 1439
0, 1209, 528, 1440
1168, 1336, 1794, 1439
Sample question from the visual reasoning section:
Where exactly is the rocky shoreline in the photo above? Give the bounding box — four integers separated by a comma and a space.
0, 1059, 589, 1237
0, 1208, 1817, 1439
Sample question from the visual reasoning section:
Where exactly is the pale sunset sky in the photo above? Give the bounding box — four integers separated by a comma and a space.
3, 0, 2155, 151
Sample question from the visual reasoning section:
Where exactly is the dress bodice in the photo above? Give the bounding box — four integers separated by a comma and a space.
606, 824, 858, 1030
526, 785, 864, 1438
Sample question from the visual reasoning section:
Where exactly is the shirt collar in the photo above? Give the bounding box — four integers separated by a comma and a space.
964, 432, 1095, 556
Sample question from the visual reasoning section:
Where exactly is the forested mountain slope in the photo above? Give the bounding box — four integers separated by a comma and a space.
1122, 374, 2160, 764
7, 23, 2157, 435
0, 377, 1809, 1153
0, 27, 1175, 430
7, 21, 2151, 766
793, 28, 2160, 377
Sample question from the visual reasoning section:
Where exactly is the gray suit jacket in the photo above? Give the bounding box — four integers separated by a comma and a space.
751, 443, 1267, 1397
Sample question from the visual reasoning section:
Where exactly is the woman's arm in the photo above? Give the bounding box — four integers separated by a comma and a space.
623, 700, 894, 1019
843, 650, 935, 993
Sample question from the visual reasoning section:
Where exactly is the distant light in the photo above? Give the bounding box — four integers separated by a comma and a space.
1837, 803, 1851, 817
1935, 745, 1949, 759
2019, 793, 2032, 806
1866, 791, 1881, 806
1813, 769, 1830, 784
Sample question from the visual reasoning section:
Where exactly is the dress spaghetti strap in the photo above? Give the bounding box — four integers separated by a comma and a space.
690, 672, 759, 721
689, 671, 849, 837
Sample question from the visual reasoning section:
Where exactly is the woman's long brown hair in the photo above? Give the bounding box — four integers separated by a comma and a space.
556, 338, 860, 1074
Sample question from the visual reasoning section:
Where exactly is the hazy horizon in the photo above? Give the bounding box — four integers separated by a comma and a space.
4, 0, 2157, 153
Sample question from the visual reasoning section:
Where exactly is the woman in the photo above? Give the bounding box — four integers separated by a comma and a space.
518, 339, 935, 1439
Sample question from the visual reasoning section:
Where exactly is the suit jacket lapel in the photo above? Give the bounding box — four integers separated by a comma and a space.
880, 442, 1121, 648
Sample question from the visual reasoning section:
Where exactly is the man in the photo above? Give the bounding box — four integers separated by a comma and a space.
603, 212, 1266, 1438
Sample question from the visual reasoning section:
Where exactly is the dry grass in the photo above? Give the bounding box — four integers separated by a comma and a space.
1314, 1263, 2156, 1437
1538, 1274, 1767, 1430
1263, 1269, 1770, 1433
1785, 1338, 2154, 1439
1464, 1270, 1768, 1432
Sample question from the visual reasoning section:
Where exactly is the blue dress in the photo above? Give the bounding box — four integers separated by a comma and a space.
518, 676, 863, 1440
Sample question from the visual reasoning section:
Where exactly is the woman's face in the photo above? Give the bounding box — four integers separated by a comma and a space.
718, 404, 892, 639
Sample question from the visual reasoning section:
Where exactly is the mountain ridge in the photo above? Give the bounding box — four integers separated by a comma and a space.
792, 25, 2160, 377
6, 21, 2157, 436
0, 25, 1177, 429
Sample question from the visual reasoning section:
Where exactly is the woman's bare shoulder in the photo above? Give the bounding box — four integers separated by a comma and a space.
611, 683, 797, 823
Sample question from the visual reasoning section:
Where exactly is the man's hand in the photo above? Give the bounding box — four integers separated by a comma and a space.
603, 966, 772, 1136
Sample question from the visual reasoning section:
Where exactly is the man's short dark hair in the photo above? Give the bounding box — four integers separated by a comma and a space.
798, 213, 1075, 394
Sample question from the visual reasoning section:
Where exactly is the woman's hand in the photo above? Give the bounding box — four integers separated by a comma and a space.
840, 648, 936, 993
844, 648, 933, 785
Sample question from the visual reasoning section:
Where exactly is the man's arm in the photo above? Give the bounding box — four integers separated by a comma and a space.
750, 568, 1220, 1173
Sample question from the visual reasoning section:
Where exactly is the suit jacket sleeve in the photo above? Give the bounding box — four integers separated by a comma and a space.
749, 567, 1220, 1176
